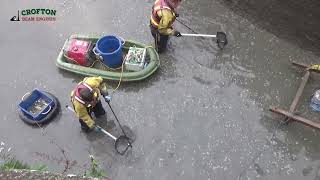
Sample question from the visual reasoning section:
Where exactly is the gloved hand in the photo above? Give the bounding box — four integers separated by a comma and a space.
175, 13, 179, 18
100, 88, 109, 97
100, 82, 108, 95
100, 90, 109, 97
104, 95, 111, 103
93, 125, 101, 132
173, 30, 182, 37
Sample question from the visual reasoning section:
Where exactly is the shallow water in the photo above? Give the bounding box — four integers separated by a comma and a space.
1, 0, 320, 179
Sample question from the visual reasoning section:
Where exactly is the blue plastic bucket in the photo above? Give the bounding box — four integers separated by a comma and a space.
18, 89, 55, 121
93, 35, 123, 68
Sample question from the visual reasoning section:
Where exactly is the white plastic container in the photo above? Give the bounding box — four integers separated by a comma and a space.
124, 47, 146, 72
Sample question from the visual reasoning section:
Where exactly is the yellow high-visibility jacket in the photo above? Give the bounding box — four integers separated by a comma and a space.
71, 76, 107, 128
156, 9, 176, 35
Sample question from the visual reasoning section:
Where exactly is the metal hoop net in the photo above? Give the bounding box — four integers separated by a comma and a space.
115, 136, 132, 155
216, 32, 228, 49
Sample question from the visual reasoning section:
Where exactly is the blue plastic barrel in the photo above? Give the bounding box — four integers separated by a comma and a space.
93, 35, 123, 68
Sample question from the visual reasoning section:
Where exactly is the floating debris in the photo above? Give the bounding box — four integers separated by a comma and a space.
254, 163, 264, 175
27, 98, 49, 115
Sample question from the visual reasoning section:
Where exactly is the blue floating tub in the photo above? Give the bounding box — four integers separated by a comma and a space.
18, 89, 55, 121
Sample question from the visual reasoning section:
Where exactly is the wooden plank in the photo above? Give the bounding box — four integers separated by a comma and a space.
289, 71, 310, 112
270, 106, 320, 129
291, 61, 320, 73
291, 61, 308, 68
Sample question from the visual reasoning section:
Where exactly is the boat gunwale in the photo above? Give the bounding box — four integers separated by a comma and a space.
56, 34, 160, 81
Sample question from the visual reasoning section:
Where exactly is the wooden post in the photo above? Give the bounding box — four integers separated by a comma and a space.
291, 61, 308, 68
269, 61, 320, 130
291, 61, 320, 73
289, 71, 310, 112
270, 106, 320, 130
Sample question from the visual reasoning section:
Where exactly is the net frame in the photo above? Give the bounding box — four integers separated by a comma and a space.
216, 32, 228, 50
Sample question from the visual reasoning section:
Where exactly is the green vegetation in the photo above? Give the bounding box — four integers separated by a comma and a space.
84, 155, 106, 178
0, 143, 47, 171
0, 155, 107, 178
0, 158, 47, 171
0, 143, 106, 178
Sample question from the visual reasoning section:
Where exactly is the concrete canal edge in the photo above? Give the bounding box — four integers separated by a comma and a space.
0, 169, 96, 180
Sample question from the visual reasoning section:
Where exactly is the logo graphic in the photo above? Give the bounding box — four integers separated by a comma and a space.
10, 11, 20, 21
10, 9, 57, 22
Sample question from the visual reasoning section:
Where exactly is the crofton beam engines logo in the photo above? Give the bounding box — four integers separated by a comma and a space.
10, 9, 57, 22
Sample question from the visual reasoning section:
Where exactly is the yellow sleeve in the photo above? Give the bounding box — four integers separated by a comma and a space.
83, 76, 108, 94
310, 64, 320, 70
99, 82, 108, 94
83, 76, 103, 89
157, 9, 175, 35
73, 100, 95, 128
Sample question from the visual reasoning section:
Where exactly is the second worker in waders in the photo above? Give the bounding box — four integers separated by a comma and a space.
150, 0, 182, 53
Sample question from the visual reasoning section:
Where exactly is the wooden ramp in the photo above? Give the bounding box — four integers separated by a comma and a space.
269, 61, 320, 130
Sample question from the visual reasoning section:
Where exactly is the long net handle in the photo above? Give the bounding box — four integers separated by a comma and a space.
181, 33, 216, 38
96, 125, 117, 141
66, 105, 127, 155
107, 102, 133, 148
175, 19, 198, 34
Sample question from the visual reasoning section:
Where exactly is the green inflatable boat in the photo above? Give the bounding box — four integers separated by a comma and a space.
56, 34, 160, 82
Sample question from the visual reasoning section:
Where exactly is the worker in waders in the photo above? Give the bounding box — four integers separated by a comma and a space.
150, 0, 182, 53
71, 76, 112, 132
